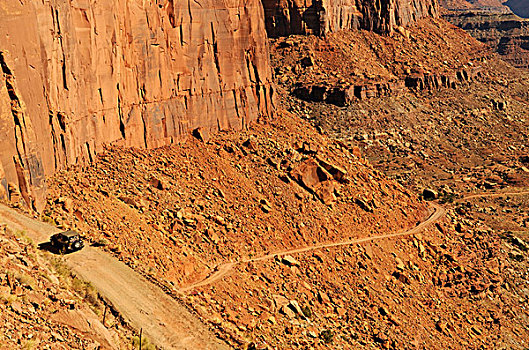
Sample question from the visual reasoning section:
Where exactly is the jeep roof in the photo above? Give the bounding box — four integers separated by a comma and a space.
57, 230, 81, 238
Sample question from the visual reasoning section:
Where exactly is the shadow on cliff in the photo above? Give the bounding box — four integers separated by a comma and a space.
263, 0, 324, 37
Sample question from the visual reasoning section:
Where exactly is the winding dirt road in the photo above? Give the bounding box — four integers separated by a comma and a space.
1, 189, 526, 347
180, 203, 446, 292
180, 189, 529, 292
0, 203, 230, 350
456, 190, 529, 202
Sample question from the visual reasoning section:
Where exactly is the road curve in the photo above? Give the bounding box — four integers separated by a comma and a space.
180, 203, 447, 292
3, 189, 524, 342
459, 190, 529, 202
0, 204, 230, 350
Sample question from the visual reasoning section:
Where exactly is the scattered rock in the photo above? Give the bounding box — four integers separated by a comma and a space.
193, 128, 210, 143
281, 255, 300, 267
423, 188, 438, 201
395, 257, 406, 270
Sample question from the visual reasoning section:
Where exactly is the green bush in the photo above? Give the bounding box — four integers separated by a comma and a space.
16, 273, 36, 290
132, 335, 156, 350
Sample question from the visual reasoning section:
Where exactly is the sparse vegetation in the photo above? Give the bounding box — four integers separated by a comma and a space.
95, 238, 109, 247
301, 305, 312, 318
15, 273, 36, 290
50, 257, 100, 308
40, 214, 56, 225
132, 335, 156, 350
21, 340, 38, 350
439, 192, 457, 204
12, 229, 36, 248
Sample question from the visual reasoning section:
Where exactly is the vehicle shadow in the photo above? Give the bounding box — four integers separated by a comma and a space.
38, 241, 67, 255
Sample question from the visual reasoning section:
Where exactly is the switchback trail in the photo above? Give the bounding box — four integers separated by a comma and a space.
457, 190, 529, 202
180, 203, 446, 292
181, 188, 529, 292
0, 204, 230, 350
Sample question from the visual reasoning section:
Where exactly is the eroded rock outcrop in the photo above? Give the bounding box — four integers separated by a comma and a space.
443, 11, 529, 69
0, 0, 273, 210
442, 2, 529, 70
292, 67, 480, 106
262, 0, 439, 36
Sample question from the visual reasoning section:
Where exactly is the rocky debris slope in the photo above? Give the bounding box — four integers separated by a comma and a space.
271, 17, 529, 197
0, 0, 273, 211
262, 0, 439, 37
44, 109, 425, 290
186, 202, 529, 348
311, 57, 529, 198
271, 18, 489, 105
442, 1, 529, 69
0, 225, 129, 349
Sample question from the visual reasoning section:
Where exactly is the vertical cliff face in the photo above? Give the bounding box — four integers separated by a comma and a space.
440, 0, 508, 12
262, 0, 439, 37
0, 0, 274, 210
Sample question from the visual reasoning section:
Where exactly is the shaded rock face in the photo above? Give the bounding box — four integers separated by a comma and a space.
262, 0, 439, 37
292, 67, 480, 106
0, 0, 274, 210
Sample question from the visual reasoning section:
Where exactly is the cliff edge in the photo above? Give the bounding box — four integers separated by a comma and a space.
262, 0, 439, 37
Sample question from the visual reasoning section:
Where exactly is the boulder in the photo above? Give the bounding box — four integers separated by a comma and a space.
423, 188, 438, 201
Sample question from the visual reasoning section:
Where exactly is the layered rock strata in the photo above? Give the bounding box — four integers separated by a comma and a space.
293, 66, 481, 106
262, 0, 439, 37
443, 11, 529, 69
439, 0, 509, 13
0, 0, 274, 210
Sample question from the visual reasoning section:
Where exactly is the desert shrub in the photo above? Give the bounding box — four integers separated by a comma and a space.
301, 305, 312, 318
132, 335, 156, 350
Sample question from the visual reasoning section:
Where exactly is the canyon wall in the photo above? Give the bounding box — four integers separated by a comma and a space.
0, 0, 274, 210
262, 0, 439, 37
439, 0, 509, 13
443, 8, 529, 69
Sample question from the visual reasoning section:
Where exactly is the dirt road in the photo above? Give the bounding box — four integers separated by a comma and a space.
0, 204, 230, 350
2, 189, 525, 345
181, 203, 447, 292
458, 190, 529, 202
180, 190, 529, 291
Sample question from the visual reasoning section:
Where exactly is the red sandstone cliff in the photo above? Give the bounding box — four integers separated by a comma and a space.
0, 0, 274, 210
0, 0, 441, 210
262, 0, 439, 37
